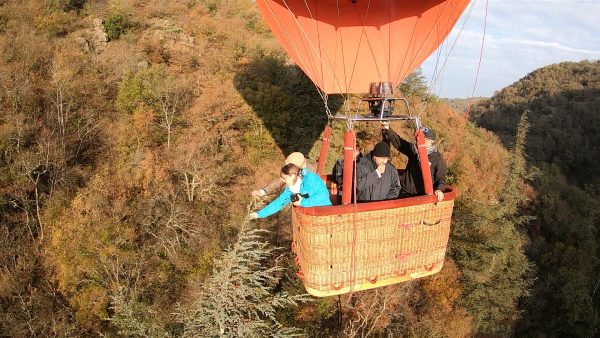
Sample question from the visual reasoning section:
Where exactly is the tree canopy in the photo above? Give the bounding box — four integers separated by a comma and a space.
0, 0, 595, 336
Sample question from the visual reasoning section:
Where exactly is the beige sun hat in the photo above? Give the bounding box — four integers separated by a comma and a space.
285, 152, 306, 167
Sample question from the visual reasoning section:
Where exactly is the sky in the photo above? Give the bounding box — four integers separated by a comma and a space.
421, 0, 600, 98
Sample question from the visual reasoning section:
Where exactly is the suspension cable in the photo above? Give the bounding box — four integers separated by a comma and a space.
280, 0, 348, 95
262, 1, 327, 100
350, 0, 382, 86
428, 3, 450, 91
387, 2, 391, 83
429, 0, 477, 92
307, 0, 326, 103
403, 0, 453, 82
398, 11, 419, 87
335, 0, 353, 116
465, 0, 488, 118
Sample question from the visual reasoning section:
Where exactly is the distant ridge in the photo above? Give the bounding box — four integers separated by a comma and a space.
470, 60, 600, 189
441, 96, 487, 113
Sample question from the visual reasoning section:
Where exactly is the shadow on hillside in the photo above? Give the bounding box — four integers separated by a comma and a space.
471, 88, 599, 190
234, 55, 342, 156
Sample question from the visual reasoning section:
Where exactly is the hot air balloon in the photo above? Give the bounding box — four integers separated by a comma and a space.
256, 0, 468, 297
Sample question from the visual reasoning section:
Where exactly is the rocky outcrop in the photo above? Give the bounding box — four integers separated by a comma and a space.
74, 18, 108, 54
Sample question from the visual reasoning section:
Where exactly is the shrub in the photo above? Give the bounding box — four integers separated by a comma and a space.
34, 11, 77, 37
63, 0, 86, 12
103, 13, 131, 41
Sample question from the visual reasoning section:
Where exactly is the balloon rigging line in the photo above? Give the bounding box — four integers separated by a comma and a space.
261, 0, 326, 104
429, 0, 477, 92
302, 0, 336, 116
263, 0, 340, 111
428, 2, 452, 95
403, 0, 453, 88
266, 0, 335, 116
398, 15, 420, 89
281, 0, 348, 97
430, 40, 445, 96
351, 0, 382, 90
283, 1, 322, 94
387, 2, 392, 83
400, 1, 451, 87
335, 0, 352, 114
465, 0, 488, 118
309, 0, 326, 106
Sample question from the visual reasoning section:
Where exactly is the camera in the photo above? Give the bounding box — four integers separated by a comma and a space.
290, 193, 308, 203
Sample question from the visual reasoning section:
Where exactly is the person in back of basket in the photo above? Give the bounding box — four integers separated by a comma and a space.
332, 147, 363, 200
382, 123, 447, 202
248, 163, 331, 219
355, 141, 401, 202
251, 152, 317, 198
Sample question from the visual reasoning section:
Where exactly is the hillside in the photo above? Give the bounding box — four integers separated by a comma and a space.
1, 1, 536, 336
471, 60, 600, 336
442, 96, 487, 113
472, 61, 600, 191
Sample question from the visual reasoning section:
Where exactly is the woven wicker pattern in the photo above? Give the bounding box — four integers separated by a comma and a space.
292, 200, 454, 297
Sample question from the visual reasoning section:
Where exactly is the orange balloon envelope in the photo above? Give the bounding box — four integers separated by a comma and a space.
257, 0, 471, 94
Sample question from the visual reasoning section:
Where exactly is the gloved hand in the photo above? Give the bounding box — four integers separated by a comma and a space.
434, 190, 444, 202
380, 121, 390, 130
247, 212, 259, 220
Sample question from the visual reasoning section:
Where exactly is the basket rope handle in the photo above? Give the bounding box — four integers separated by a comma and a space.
422, 219, 441, 226
331, 281, 344, 290
424, 263, 436, 271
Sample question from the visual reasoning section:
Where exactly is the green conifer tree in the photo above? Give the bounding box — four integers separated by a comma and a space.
109, 286, 165, 337
451, 111, 533, 334
177, 214, 306, 337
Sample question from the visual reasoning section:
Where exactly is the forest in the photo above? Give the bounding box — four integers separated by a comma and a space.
0, 0, 597, 336
471, 60, 600, 336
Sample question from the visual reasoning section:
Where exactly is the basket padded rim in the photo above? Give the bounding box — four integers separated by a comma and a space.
297, 185, 457, 216
304, 262, 443, 297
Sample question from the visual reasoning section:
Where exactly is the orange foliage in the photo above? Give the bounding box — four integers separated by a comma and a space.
416, 259, 474, 337
419, 103, 509, 203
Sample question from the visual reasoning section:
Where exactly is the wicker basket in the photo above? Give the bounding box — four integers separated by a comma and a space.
291, 187, 456, 297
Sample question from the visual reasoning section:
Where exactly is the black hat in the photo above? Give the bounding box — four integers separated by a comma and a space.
372, 141, 390, 157
423, 127, 437, 140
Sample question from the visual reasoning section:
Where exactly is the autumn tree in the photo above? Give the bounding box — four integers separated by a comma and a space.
516, 165, 599, 337
397, 67, 436, 104
450, 112, 533, 334
339, 284, 418, 337
472, 61, 600, 336
117, 64, 191, 148
472, 61, 600, 191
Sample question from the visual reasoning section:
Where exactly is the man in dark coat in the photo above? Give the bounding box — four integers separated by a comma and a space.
355, 141, 401, 202
382, 125, 447, 202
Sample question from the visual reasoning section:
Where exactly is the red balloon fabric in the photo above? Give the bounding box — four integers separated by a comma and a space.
257, 0, 470, 94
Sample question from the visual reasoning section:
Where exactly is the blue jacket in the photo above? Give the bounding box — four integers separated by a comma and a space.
256, 171, 331, 218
